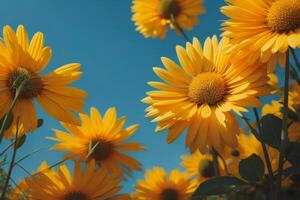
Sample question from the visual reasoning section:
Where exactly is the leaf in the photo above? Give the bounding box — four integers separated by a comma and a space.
15, 135, 26, 149
37, 118, 44, 128
261, 114, 282, 149
285, 142, 300, 165
239, 154, 265, 183
283, 164, 300, 175
191, 176, 248, 198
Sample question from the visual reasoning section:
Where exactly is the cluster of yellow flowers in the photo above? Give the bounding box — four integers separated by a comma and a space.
1, 0, 299, 199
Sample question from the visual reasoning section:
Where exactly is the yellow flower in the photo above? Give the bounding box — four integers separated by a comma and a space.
143, 36, 271, 152
9, 161, 50, 200
221, 0, 300, 71
0, 25, 88, 138
132, 167, 194, 200
221, 131, 290, 177
181, 150, 226, 185
50, 107, 144, 175
25, 160, 129, 200
131, 0, 205, 39
220, 133, 261, 177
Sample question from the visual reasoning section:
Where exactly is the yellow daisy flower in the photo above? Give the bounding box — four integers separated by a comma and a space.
0, 25, 87, 138
181, 150, 226, 185
220, 132, 261, 177
25, 160, 129, 200
221, 0, 300, 71
132, 167, 194, 200
49, 107, 144, 175
131, 0, 205, 39
9, 161, 50, 200
143, 36, 271, 152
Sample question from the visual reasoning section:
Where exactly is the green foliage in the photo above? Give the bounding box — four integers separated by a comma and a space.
239, 154, 265, 183
192, 176, 248, 199
261, 114, 282, 149
285, 142, 300, 165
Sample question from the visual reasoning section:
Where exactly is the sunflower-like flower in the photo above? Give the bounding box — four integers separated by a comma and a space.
131, 0, 205, 39
143, 36, 271, 152
49, 107, 144, 175
221, 0, 300, 71
181, 150, 225, 185
220, 132, 261, 176
132, 167, 194, 200
0, 25, 87, 138
25, 160, 129, 200
9, 161, 50, 200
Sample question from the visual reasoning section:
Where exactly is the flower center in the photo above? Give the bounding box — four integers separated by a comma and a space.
267, 0, 300, 33
160, 188, 179, 200
158, 0, 180, 19
62, 191, 88, 200
198, 159, 215, 178
188, 72, 225, 105
88, 140, 113, 161
7, 68, 43, 99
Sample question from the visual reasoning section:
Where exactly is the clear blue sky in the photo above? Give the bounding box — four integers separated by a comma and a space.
0, 0, 292, 194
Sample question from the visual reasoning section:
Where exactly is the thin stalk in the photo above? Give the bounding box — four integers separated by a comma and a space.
291, 48, 300, 71
0, 80, 26, 143
211, 148, 220, 177
0, 141, 15, 157
216, 151, 229, 175
253, 108, 274, 180
170, 14, 190, 42
277, 49, 290, 197
0, 119, 19, 200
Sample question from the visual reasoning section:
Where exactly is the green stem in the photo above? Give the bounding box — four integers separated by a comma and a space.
291, 48, 300, 71
253, 108, 274, 180
0, 119, 19, 200
170, 14, 190, 42
211, 148, 220, 177
277, 49, 290, 198
0, 81, 26, 143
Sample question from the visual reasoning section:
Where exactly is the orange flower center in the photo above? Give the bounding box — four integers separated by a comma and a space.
158, 0, 180, 19
188, 72, 225, 105
267, 0, 300, 33
62, 191, 88, 200
198, 159, 215, 178
88, 140, 113, 161
160, 188, 179, 200
7, 68, 43, 99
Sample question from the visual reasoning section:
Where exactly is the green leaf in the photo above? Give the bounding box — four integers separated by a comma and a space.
239, 154, 265, 183
37, 118, 44, 128
191, 176, 248, 198
15, 135, 26, 149
261, 114, 282, 149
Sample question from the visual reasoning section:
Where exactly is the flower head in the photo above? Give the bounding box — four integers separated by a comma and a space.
50, 107, 144, 175
131, 0, 205, 39
181, 150, 225, 185
221, 0, 300, 71
132, 167, 194, 200
0, 25, 88, 138
143, 36, 271, 152
25, 160, 129, 200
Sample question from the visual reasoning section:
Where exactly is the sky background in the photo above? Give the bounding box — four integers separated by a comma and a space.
0, 0, 294, 194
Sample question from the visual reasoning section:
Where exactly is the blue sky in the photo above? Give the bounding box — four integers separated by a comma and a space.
0, 0, 294, 194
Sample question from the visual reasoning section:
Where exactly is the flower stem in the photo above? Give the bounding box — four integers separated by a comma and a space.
253, 108, 274, 180
277, 49, 290, 199
0, 119, 20, 200
170, 14, 190, 42
0, 80, 26, 144
211, 148, 220, 177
